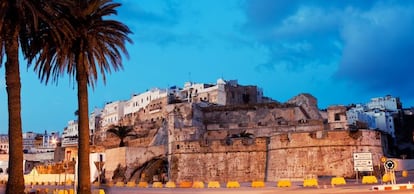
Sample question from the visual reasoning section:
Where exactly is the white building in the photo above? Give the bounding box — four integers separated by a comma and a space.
347, 104, 376, 128
37, 131, 59, 152
62, 120, 79, 147
100, 101, 126, 128
0, 135, 8, 154
44, 131, 59, 148
97, 101, 127, 140
123, 88, 169, 117
177, 79, 227, 105
23, 132, 37, 153
367, 111, 395, 137
347, 95, 399, 137
367, 95, 400, 112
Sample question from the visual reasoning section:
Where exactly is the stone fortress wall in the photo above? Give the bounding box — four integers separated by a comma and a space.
170, 138, 267, 182
267, 130, 382, 181
167, 130, 381, 183
93, 93, 383, 183
163, 95, 383, 182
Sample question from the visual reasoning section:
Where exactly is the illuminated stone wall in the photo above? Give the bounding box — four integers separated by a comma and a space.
267, 130, 382, 181
170, 130, 382, 182
170, 138, 267, 182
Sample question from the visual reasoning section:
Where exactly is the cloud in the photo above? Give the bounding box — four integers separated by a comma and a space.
118, 0, 180, 26
336, 2, 414, 97
243, 3, 344, 71
242, 0, 414, 100
117, 0, 185, 46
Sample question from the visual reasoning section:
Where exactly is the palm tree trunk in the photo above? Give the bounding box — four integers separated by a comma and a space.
76, 52, 91, 194
120, 138, 125, 147
5, 22, 25, 194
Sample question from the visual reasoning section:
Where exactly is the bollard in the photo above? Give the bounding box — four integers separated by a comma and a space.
277, 179, 292, 187
165, 181, 176, 188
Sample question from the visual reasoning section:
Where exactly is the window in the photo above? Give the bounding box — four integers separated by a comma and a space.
334, 113, 340, 121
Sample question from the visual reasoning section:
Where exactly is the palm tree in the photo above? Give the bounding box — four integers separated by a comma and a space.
0, 1, 72, 193
28, 0, 132, 193
107, 125, 136, 147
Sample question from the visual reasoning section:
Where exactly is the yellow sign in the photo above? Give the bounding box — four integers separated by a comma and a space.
380, 156, 387, 163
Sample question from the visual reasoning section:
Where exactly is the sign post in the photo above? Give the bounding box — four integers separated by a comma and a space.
94, 161, 105, 186
384, 159, 396, 184
353, 152, 373, 183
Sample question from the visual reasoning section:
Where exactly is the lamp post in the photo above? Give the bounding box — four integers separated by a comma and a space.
73, 158, 77, 194
63, 161, 68, 188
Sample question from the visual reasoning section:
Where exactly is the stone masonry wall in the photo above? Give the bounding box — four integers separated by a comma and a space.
202, 105, 319, 134
170, 138, 267, 183
267, 130, 382, 181
105, 146, 165, 182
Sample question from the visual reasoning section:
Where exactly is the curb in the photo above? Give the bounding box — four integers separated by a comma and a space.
372, 183, 414, 191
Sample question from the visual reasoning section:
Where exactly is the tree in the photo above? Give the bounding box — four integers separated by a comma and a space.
28, 0, 132, 193
0, 1, 72, 193
107, 125, 136, 147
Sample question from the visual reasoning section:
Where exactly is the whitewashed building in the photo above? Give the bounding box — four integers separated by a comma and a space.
177, 79, 227, 105
23, 132, 37, 153
33, 131, 60, 153
0, 135, 8, 154
175, 78, 264, 105
347, 95, 399, 137
97, 101, 126, 140
62, 120, 78, 147
100, 101, 126, 128
123, 88, 169, 117
367, 95, 400, 112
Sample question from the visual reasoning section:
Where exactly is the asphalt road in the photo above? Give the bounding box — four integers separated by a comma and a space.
0, 182, 411, 194
2, 173, 414, 194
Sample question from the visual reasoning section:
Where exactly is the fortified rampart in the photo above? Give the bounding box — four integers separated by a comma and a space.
165, 100, 383, 182
267, 130, 382, 181
168, 130, 381, 183
170, 138, 267, 182
93, 93, 384, 183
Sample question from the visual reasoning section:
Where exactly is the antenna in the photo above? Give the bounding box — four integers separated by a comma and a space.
188, 72, 192, 83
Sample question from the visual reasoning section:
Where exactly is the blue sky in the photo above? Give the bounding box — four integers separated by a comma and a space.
1, 0, 414, 134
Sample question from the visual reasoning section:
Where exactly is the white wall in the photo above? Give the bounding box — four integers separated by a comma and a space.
100, 101, 125, 128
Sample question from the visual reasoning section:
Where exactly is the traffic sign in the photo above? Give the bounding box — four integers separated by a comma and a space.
353, 152, 372, 160
354, 159, 373, 171
353, 152, 373, 172
354, 160, 372, 166
94, 161, 105, 171
384, 160, 395, 170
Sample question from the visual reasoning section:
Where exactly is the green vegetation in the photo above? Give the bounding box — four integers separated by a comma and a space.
107, 125, 136, 147
1, 0, 131, 193
0, 1, 74, 193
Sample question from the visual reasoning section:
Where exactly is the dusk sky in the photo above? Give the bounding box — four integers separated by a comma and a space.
1, 0, 414, 134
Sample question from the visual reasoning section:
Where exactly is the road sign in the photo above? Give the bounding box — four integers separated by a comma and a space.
94, 161, 105, 171
353, 152, 372, 160
353, 160, 373, 171
384, 160, 395, 170
353, 152, 373, 172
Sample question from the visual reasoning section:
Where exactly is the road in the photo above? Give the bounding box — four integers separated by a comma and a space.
0, 183, 413, 194
2, 173, 414, 194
